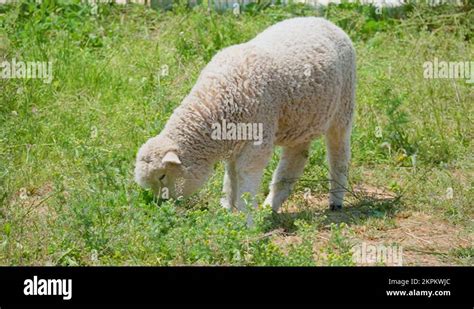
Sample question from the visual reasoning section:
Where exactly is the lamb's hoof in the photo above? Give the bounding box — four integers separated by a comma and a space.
330, 204, 342, 211
220, 198, 232, 211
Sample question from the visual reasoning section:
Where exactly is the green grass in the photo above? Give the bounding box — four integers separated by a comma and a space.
0, 1, 472, 265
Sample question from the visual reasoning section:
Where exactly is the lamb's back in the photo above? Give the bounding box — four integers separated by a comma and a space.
250, 17, 352, 65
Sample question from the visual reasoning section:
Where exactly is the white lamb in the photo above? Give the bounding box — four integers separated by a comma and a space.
135, 17, 356, 215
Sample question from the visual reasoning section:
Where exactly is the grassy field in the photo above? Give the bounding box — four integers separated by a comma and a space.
0, 1, 472, 266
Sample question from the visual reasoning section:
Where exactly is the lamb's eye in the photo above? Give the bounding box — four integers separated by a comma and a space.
159, 174, 166, 181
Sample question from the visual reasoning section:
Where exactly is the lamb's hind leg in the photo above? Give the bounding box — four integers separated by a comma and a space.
325, 122, 351, 210
264, 142, 311, 212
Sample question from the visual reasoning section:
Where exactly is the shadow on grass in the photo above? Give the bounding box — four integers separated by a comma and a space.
269, 193, 403, 233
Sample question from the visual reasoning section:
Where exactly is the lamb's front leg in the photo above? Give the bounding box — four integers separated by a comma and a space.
233, 145, 273, 226
264, 142, 310, 212
220, 161, 236, 210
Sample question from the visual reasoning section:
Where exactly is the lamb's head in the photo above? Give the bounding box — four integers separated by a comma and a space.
134, 135, 208, 200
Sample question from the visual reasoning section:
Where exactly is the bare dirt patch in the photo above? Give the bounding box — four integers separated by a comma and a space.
10, 182, 56, 220
271, 184, 472, 266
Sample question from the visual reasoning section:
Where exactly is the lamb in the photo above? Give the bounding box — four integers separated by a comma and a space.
135, 17, 356, 216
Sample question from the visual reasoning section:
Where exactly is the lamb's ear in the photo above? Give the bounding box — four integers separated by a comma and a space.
162, 151, 182, 165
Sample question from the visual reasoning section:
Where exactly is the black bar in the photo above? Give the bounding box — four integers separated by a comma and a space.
0, 267, 472, 306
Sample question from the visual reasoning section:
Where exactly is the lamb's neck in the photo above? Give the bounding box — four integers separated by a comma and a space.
163, 94, 227, 167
